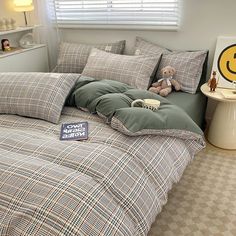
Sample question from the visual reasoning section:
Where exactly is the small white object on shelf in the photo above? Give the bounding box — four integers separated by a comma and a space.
5, 18, 11, 30
19, 33, 35, 48
0, 19, 7, 31
10, 18, 16, 30
0, 18, 17, 31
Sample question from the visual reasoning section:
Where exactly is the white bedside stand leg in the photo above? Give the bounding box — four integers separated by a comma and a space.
208, 101, 236, 149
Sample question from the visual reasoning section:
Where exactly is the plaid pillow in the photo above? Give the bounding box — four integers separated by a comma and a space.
0, 73, 79, 123
82, 48, 162, 90
134, 37, 207, 94
157, 51, 207, 94
134, 37, 169, 55
54, 41, 126, 74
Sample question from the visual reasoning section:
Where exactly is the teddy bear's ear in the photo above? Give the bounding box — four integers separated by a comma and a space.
171, 68, 176, 74
161, 68, 165, 74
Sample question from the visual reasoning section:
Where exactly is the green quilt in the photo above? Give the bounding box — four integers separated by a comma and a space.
67, 76, 204, 138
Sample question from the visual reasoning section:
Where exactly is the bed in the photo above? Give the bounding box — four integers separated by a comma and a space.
0, 71, 206, 236
0, 38, 208, 235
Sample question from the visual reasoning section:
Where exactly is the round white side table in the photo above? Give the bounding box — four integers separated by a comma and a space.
201, 83, 236, 150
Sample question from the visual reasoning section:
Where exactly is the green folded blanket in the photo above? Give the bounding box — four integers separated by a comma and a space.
67, 76, 204, 139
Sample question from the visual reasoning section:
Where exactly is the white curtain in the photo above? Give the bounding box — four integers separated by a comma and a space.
33, 0, 59, 71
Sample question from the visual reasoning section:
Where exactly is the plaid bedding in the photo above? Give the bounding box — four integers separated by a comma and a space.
0, 107, 205, 236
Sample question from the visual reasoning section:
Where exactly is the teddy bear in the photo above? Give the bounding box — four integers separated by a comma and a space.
149, 65, 181, 97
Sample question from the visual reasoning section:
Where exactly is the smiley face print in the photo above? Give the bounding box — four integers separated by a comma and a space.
217, 44, 236, 82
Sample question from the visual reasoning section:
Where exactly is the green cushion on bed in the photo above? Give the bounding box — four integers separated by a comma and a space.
71, 79, 133, 111
114, 105, 201, 134
94, 93, 132, 120
94, 92, 202, 136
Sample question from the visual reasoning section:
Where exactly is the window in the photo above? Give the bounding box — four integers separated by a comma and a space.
51, 0, 180, 29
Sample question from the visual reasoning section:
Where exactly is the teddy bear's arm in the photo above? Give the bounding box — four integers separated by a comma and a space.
171, 79, 181, 91
151, 81, 161, 87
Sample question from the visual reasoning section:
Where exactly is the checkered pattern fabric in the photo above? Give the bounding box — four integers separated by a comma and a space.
82, 48, 162, 90
148, 144, 236, 236
0, 107, 205, 236
134, 37, 207, 94
157, 51, 207, 94
54, 40, 126, 73
0, 73, 79, 124
134, 37, 169, 55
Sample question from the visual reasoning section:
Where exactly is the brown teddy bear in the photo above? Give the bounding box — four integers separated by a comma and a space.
149, 65, 181, 97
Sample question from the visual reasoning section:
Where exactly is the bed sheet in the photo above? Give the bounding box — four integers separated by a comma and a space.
167, 91, 207, 129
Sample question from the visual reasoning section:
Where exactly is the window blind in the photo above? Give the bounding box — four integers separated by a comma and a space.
51, 0, 179, 28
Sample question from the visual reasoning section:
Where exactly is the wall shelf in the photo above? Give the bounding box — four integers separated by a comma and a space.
0, 25, 48, 72
0, 25, 40, 36
0, 44, 46, 59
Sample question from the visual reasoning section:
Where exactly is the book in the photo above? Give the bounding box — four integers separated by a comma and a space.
221, 90, 236, 99
60, 122, 88, 141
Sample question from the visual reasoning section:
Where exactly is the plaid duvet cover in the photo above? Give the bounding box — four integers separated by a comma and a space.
0, 107, 205, 236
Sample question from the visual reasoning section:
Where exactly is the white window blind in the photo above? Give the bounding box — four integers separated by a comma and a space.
51, 0, 180, 29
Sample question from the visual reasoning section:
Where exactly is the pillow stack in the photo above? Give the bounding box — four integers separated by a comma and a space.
54, 39, 163, 91
134, 37, 208, 94
54, 37, 207, 94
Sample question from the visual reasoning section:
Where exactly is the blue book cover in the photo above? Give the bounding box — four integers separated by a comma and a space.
60, 122, 88, 141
